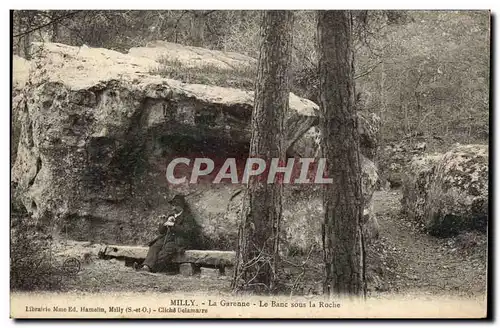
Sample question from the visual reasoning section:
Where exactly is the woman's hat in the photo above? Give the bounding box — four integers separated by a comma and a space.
168, 194, 186, 208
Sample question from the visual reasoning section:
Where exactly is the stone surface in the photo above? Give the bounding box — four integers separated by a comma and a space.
101, 245, 149, 259
401, 144, 488, 236
401, 153, 443, 224
425, 144, 488, 236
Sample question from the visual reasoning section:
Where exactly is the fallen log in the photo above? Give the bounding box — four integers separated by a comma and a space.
99, 245, 236, 267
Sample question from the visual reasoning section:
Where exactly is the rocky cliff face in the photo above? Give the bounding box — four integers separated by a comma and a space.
12, 42, 380, 251
12, 55, 30, 168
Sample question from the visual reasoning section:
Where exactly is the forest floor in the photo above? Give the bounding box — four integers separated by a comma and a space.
368, 190, 487, 297
46, 190, 487, 298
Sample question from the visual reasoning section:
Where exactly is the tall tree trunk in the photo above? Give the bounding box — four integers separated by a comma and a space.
317, 11, 366, 297
379, 61, 386, 122
50, 11, 60, 43
190, 11, 206, 47
232, 10, 293, 294
21, 11, 34, 60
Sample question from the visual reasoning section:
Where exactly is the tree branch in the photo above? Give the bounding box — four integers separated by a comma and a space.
355, 60, 383, 80
13, 11, 80, 38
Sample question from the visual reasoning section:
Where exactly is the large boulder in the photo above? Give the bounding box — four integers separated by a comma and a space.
425, 145, 488, 236
401, 153, 443, 224
13, 42, 381, 250
401, 144, 488, 236
11, 42, 318, 248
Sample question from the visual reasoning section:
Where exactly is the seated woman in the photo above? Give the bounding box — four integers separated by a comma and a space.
135, 195, 200, 273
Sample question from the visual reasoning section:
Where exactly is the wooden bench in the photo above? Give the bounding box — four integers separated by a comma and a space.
98, 245, 236, 277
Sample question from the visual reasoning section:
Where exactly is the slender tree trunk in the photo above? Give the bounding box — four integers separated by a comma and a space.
21, 12, 34, 60
190, 11, 206, 47
317, 11, 366, 297
380, 62, 385, 121
232, 10, 293, 294
50, 11, 60, 43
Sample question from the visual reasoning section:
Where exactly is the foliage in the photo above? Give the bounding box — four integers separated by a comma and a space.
358, 11, 489, 148
150, 57, 256, 90
10, 213, 65, 291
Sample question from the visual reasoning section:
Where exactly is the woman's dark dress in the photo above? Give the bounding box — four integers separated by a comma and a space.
143, 217, 189, 272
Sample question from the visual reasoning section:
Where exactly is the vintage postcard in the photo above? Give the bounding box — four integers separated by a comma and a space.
10, 9, 489, 319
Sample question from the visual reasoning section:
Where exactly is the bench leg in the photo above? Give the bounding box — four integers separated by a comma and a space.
179, 263, 196, 276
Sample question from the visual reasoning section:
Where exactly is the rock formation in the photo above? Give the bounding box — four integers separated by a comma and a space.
379, 140, 428, 189
401, 153, 443, 225
12, 41, 381, 251
402, 144, 488, 236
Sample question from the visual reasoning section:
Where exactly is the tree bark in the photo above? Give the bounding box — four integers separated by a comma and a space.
317, 11, 366, 297
20, 11, 34, 60
190, 11, 206, 47
232, 10, 293, 294
50, 11, 60, 43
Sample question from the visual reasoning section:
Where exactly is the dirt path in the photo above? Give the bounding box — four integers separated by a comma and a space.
372, 190, 487, 296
